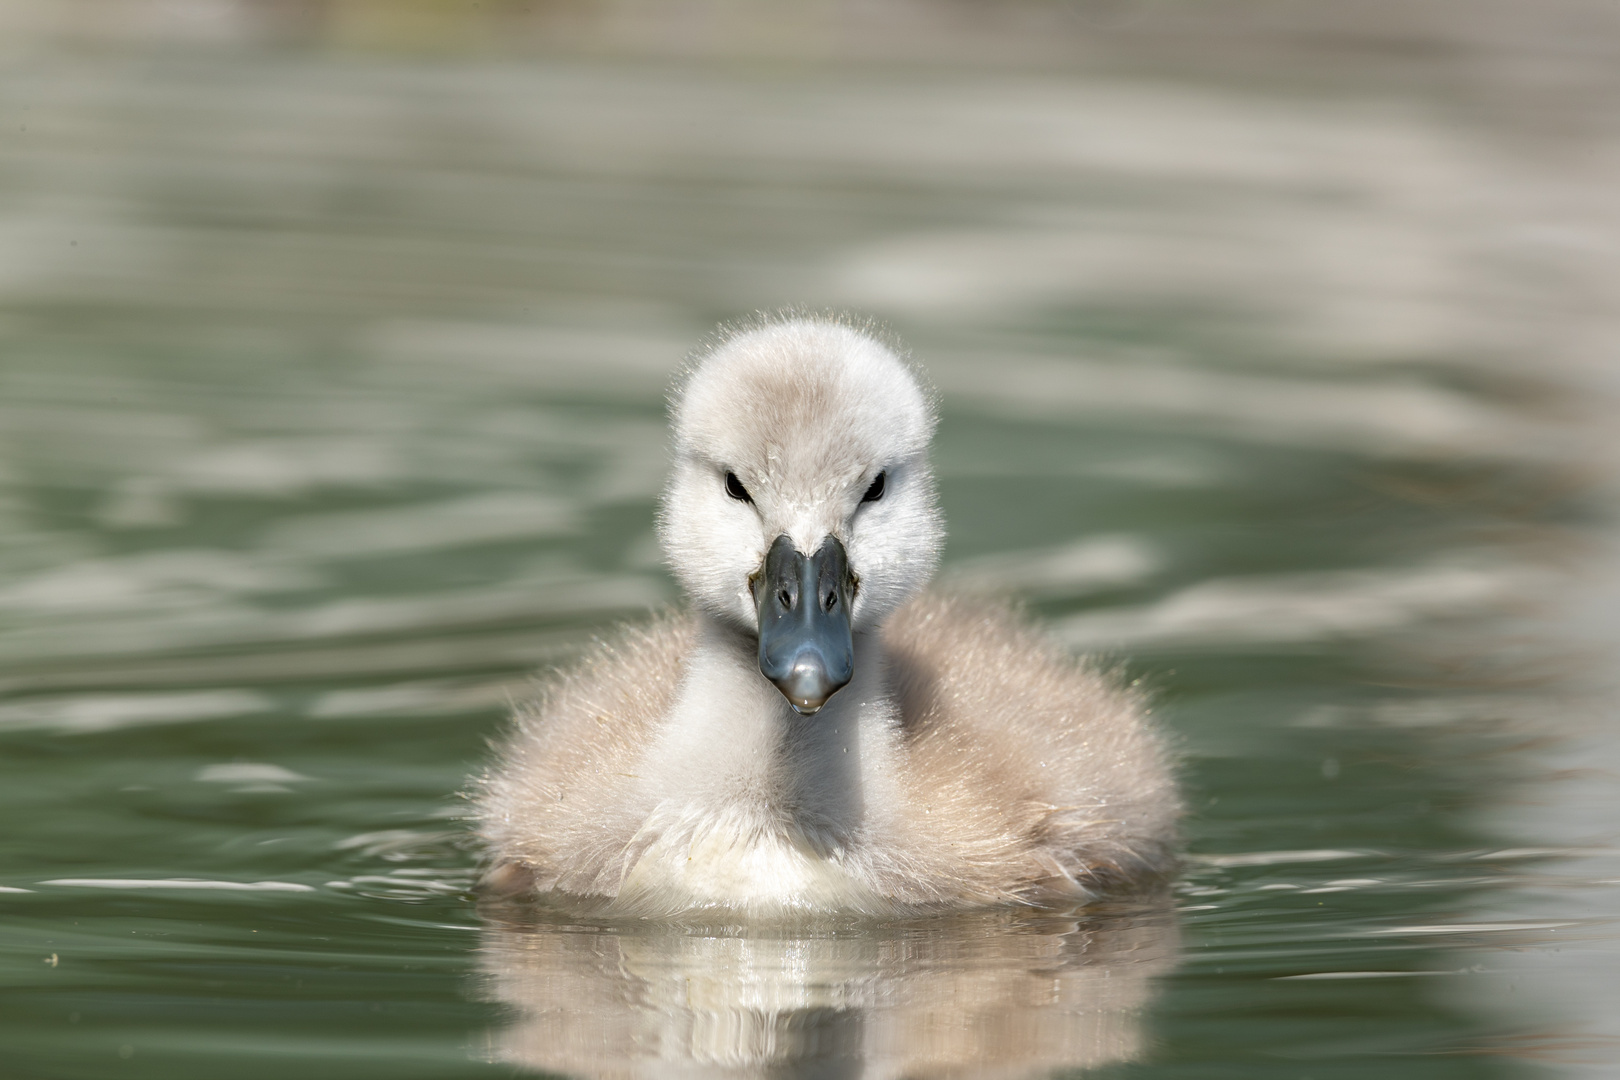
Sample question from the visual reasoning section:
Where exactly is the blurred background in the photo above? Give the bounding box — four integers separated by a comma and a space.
2, 1, 1619, 1077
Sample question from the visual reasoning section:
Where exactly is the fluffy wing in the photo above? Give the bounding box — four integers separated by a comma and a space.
885, 594, 1180, 900
476, 614, 695, 898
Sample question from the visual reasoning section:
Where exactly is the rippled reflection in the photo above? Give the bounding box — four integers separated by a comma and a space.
478, 903, 1177, 1079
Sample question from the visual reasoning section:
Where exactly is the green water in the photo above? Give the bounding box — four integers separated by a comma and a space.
2, 30, 1619, 1080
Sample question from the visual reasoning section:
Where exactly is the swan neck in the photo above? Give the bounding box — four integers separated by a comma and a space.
635, 613, 898, 819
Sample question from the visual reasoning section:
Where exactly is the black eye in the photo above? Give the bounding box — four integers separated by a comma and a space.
861, 470, 886, 503
725, 471, 753, 503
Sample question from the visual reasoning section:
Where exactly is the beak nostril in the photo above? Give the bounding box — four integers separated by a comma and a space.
779, 588, 793, 610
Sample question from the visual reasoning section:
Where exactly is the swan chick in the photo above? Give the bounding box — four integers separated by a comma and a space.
477, 317, 1178, 917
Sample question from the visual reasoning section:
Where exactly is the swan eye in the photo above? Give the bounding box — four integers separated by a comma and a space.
725, 471, 753, 503
861, 471, 886, 503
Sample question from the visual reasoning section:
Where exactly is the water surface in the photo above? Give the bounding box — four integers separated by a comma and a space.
2, 21, 1618, 1079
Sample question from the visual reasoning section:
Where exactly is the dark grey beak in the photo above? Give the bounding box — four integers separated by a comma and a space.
753, 534, 855, 715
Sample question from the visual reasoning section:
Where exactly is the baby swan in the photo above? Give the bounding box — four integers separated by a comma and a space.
477, 318, 1178, 917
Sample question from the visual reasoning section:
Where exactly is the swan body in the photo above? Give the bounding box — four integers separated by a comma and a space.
477, 318, 1178, 917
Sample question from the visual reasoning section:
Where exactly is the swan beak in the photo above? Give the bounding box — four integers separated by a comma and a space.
753, 533, 855, 716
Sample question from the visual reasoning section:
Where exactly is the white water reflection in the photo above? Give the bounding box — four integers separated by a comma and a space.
262, 493, 580, 559
1056, 558, 1545, 652
0, 550, 320, 612
0, 688, 274, 733
480, 904, 1177, 1080
40, 878, 315, 891
369, 319, 688, 398
930, 352, 1544, 459
941, 535, 1160, 601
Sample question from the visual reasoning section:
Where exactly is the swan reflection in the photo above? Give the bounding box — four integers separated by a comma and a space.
478, 902, 1178, 1079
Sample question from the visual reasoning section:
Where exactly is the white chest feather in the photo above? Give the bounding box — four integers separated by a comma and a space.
614, 631, 909, 916
614, 803, 887, 916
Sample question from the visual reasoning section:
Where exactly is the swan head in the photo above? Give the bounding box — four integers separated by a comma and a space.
659, 318, 944, 715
